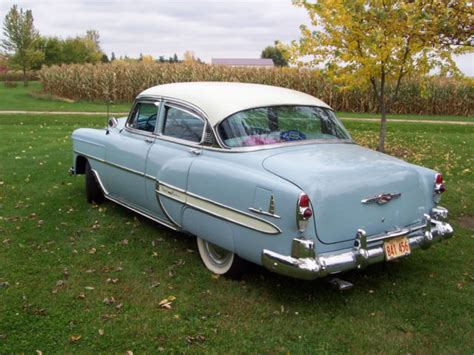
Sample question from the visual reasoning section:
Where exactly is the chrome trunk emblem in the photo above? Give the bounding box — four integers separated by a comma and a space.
361, 192, 401, 205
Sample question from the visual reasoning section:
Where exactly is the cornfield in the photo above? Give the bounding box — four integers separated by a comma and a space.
39, 62, 473, 116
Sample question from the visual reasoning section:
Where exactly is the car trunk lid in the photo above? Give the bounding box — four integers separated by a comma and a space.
262, 143, 431, 244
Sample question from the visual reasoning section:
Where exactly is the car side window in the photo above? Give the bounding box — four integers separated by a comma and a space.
128, 102, 158, 133
163, 106, 205, 143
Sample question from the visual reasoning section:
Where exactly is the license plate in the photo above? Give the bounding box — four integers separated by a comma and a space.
384, 236, 411, 261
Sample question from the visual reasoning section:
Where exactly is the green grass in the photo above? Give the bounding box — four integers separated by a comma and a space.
0, 115, 473, 353
0, 82, 130, 113
339, 111, 474, 122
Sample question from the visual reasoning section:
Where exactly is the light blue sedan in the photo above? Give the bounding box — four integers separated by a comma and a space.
70, 82, 453, 286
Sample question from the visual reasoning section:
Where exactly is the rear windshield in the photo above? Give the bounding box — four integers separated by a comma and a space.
217, 105, 352, 148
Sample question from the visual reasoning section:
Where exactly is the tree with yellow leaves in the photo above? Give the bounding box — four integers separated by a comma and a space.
285, 0, 473, 151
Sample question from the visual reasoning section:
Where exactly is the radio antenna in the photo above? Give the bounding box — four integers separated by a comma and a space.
106, 99, 110, 134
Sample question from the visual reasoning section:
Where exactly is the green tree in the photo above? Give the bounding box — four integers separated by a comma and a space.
60, 31, 103, 65
286, 0, 473, 152
261, 41, 288, 66
1, 5, 44, 86
43, 37, 64, 66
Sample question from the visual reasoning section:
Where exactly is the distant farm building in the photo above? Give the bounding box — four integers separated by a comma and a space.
211, 58, 274, 68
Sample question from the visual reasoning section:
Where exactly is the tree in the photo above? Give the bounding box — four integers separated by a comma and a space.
110, 52, 116, 61
43, 37, 63, 66
101, 54, 109, 63
261, 41, 288, 66
183, 50, 196, 62
285, 0, 473, 152
60, 31, 103, 65
1, 5, 44, 86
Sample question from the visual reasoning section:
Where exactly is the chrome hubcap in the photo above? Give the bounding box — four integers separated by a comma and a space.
204, 241, 232, 266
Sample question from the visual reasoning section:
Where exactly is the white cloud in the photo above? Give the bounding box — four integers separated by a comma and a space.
1, 0, 472, 75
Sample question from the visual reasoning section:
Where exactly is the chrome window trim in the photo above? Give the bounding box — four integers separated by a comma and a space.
124, 99, 161, 136
216, 105, 354, 149
161, 101, 208, 145
133, 95, 356, 153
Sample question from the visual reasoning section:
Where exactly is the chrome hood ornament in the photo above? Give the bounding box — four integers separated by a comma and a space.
361, 192, 401, 205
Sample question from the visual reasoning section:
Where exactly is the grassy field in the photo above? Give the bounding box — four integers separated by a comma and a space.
1, 82, 473, 123
0, 82, 130, 113
0, 113, 472, 353
339, 111, 474, 123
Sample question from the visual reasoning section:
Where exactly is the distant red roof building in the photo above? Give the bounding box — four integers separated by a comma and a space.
211, 58, 274, 67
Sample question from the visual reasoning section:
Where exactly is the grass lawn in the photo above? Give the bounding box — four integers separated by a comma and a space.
1, 81, 473, 123
0, 115, 473, 353
0, 82, 130, 113
339, 111, 474, 123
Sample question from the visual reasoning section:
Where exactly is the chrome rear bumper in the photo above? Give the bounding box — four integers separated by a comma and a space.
261, 207, 454, 280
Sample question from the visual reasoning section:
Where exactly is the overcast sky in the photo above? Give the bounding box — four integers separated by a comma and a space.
1, 0, 472, 75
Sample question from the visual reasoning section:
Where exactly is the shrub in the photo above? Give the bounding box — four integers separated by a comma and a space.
38, 62, 473, 116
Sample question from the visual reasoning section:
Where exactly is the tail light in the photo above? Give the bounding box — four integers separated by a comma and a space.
434, 173, 445, 204
434, 173, 446, 194
297, 192, 313, 232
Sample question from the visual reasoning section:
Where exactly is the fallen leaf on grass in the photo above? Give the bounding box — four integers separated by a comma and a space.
106, 278, 119, 284
78, 292, 86, 299
150, 282, 160, 288
186, 335, 205, 345
159, 296, 176, 310
84, 286, 94, 291
102, 313, 117, 321
98, 329, 104, 336
69, 335, 81, 342
103, 297, 116, 305
0, 282, 10, 288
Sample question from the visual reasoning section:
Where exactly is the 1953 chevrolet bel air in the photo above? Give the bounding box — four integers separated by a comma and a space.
70, 82, 453, 285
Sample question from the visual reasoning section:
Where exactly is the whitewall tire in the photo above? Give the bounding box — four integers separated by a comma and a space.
196, 237, 248, 278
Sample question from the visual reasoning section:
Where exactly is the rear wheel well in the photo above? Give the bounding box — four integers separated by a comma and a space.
75, 155, 88, 174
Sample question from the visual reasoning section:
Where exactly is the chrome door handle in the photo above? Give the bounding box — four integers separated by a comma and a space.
189, 148, 202, 156
145, 138, 154, 143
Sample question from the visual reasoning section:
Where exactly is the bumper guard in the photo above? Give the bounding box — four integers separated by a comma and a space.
261, 207, 454, 280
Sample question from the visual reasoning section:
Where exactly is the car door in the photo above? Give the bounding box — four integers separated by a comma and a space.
105, 100, 159, 210
144, 101, 206, 227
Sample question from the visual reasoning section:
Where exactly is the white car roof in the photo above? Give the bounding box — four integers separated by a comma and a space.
137, 82, 331, 126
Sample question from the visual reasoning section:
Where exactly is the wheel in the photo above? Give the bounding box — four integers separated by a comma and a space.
85, 161, 105, 204
196, 237, 248, 278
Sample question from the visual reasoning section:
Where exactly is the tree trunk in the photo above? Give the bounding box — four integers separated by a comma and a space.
22, 67, 28, 87
376, 74, 387, 152
377, 99, 387, 152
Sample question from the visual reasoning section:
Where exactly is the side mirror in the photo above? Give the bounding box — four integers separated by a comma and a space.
108, 117, 118, 129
